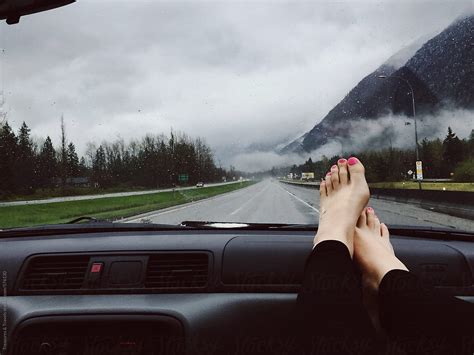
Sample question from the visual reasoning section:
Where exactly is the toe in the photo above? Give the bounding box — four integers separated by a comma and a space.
347, 156, 365, 181
381, 223, 394, 251
337, 158, 348, 185
366, 206, 375, 229
319, 180, 327, 201
374, 214, 381, 234
330, 165, 340, 189
357, 208, 367, 228
325, 172, 333, 194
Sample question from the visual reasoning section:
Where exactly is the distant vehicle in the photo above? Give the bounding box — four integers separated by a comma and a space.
196, 182, 204, 187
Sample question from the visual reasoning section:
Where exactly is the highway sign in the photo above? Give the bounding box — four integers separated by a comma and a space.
416, 161, 423, 180
178, 174, 189, 182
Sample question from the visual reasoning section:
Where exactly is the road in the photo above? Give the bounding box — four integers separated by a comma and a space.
0, 181, 242, 207
126, 179, 474, 231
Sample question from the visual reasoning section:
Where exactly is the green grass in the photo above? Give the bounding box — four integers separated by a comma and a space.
0, 181, 255, 229
369, 181, 474, 192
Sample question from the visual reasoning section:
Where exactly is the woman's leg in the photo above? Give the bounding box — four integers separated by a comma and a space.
296, 158, 376, 354
354, 208, 474, 354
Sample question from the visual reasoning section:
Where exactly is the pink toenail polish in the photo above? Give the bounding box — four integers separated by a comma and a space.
338, 158, 346, 164
367, 207, 374, 212
326, 172, 332, 176
331, 165, 337, 169
348, 157, 358, 165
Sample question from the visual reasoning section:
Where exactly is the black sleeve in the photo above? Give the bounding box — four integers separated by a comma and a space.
297, 240, 375, 337
379, 269, 474, 354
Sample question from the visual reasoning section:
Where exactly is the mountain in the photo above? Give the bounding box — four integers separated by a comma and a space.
282, 15, 474, 154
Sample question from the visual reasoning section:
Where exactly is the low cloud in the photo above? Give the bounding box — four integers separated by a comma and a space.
232, 108, 473, 172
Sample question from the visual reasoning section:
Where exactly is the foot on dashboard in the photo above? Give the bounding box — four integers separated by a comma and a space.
354, 207, 408, 292
315, 156, 370, 257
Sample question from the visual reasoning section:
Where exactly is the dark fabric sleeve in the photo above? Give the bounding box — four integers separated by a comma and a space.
379, 269, 474, 354
296, 240, 376, 354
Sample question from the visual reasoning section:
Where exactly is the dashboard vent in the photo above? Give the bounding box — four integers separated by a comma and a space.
20, 255, 90, 291
145, 253, 209, 289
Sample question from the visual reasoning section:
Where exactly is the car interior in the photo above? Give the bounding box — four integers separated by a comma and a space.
1, 2, 473, 355
1, 222, 473, 354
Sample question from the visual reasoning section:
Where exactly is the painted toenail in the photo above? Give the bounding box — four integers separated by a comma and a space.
338, 158, 346, 164
326, 172, 332, 176
367, 207, 374, 212
331, 165, 337, 169
348, 157, 358, 165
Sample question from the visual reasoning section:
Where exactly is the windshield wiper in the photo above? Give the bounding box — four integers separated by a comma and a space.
67, 216, 106, 224
180, 221, 319, 231
0, 221, 194, 238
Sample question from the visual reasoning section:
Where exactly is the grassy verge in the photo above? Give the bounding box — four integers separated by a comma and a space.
0, 181, 255, 229
369, 181, 474, 192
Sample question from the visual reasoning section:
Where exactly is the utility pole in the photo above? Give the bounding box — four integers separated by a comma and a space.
377, 75, 422, 190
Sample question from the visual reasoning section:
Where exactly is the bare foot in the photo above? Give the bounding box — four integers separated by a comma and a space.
354, 207, 408, 292
315, 157, 370, 257
353, 208, 408, 333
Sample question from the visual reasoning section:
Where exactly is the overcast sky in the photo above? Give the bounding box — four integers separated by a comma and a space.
0, 0, 471, 169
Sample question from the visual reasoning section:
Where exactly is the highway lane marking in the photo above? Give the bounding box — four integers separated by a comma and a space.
230, 183, 269, 215
125, 201, 201, 222
125, 181, 263, 223
278, 184, 320, 214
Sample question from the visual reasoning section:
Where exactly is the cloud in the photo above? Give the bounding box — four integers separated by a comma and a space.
0, 0, 471, 168
232, 107, 473, 172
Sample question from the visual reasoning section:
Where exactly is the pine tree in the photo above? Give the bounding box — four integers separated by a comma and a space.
59, 116, 68, 188
38, 136, 57, 188
15, 122, 36, 193
78, 157, 87, 176
468, 129, 474, 158
66, 142, 80, 177
442, 127, 464, 176
93, 146, 107, 187
0, 122, 18, 195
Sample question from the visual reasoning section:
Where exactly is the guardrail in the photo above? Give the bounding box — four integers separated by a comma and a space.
280, 179, 474, 220
280, 180, 320, 187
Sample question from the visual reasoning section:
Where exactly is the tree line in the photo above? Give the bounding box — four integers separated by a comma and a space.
272, 127, 474, 182
0, 119, 235, 197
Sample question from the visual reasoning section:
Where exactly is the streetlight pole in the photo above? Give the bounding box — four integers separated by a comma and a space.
377, 75, 422, 190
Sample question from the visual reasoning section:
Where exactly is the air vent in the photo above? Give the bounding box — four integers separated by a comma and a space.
145, 253, 209, 289
20, 255, 90, 291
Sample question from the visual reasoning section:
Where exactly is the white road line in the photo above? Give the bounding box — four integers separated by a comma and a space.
125, 181, 260, 223
279, 184, 320, 214
230, 183, 267, 215
125, 202, 199, 222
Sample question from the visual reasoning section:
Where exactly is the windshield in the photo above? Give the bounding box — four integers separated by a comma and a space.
0, 1, 472, 231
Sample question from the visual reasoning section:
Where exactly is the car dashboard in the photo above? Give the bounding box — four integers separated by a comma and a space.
1, 226, 474, 355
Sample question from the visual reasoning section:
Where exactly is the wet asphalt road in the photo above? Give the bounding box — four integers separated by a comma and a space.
126, 180, 474, 231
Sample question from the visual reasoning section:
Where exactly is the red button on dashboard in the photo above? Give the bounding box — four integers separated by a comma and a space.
91, 263, 103, 273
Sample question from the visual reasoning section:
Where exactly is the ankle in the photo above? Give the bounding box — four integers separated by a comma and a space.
314, 230, 354, 256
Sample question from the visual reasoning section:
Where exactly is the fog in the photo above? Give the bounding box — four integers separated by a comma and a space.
236, 108, 474, 172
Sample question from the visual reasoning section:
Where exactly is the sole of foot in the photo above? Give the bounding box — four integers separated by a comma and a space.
354, 207, 408, 291
314, 157, 370, 257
